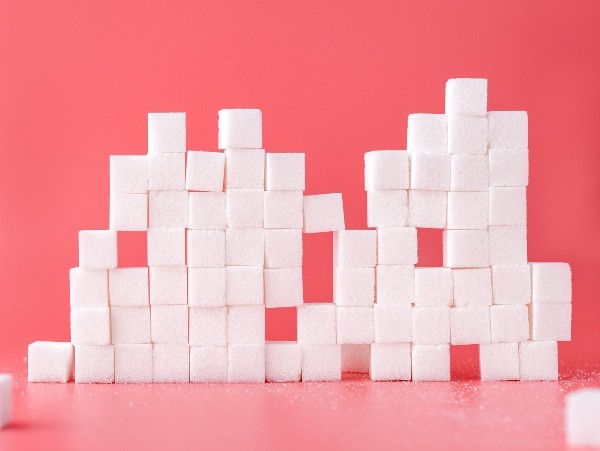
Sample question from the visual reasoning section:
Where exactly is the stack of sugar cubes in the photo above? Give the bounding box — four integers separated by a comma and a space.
27, 78, 572, 384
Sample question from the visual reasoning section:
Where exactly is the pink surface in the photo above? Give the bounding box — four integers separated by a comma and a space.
1, 0, 600, 448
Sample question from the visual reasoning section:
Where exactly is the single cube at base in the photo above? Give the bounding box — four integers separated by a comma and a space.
111, 307, 151, 344
415, 268, 453, 306
264, 191, 303, 229
409, 152, 450, 191
188, 192, 226, 230
374, 304, 412, 343
447, 192, 489, 230
148, 112, 186, 154
452, 268, 492, 306
147, 228, 186, 266
153, 344, 190, 383
334, 267, 375, 306
265, 153, 305, 191
70, 268, 108, 308
265, 342, 302, 382
149, 266, 187, 305
110, 155, 148, 194
224, 148, 265, 189
109, 267, 149, 306
228, 344, 265, 383
490, 305, 529, 343
370, 343, 411, 381
450, 306, 491, 345
264, 229, 302, 268
445, 78, 488, 117
488, 226, 527, 265
448, 116, 488, 155
408, 190, 447, 228
114, 344, 153, 383
265, 268, 303, 308
377, 227, 417, 265
364, 150, 409, 190
412, 307, 450, 344
565, 389, 600, 447
225, 228, 265, 266
226, 266, 264, 306
74, 345, 115, 384
518, 341, 558, 381
443, 230, 490, 268
149, 190, 188, 228
150, 305, 189, 344
218, 109, 262, 149
302, 345, 341, 382
412, 344, 451, 382
0, 374, 12, 428
226, 189, 264, 228
487, 111, 528, 149
185, 150, 225, 192
488, 149, 529, 187
479, 343, 519, 381
333, 230, 377, 268
28, 341, 73, 383
147, 153, 186, 190
450, 155, 489, 191
186, 230, 225, 268
376, 265, 415, 304
188, 268, 226, 307
303, 194, 345, 233
227, 306, 265, 344
489, 187, 527, 226
297, 304, 337, 345
337, 307, 374, 344
367, 190, 408, 227
491, 265, 531, 305
341, 344, 370, 373
530, 263, 572, 303
71, 308, 111, 346
110, 193, 148, 231
79, 230, 117, 269
529, 303, 572, 341
407, 114, 448, 153
189, 307, 227, 346
190, 346, 228, 383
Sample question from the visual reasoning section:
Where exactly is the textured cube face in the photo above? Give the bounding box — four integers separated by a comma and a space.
333, 230, 377, 268
407, 114, 448, 153
445, 78, 488, 117
364, 150, 409, 190
265, 153, 305, 191
218, 109, 262, 150
303, 194, 345, 233
148, 113, 186, 154
185, 151, 225, 192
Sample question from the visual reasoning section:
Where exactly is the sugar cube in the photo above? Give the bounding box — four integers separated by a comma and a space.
74, 345, 114, 384
529, 303, 572, 341
153, 344, 190, 383
265, 268, 303, 308
479, 343, 519, 381
111, 307, 151, 344
450, 306, 491, 345
488, 111, 528, 149
225, 228, 264, 266
447, 192, 489, 230
226, 266, 264, 306
450, 155, 489, 191
188, 192, 226, 230
303, 194, 345, 233
150, 305, 188, 344
333, 268, 375, 306
518, 341, 558, 381
531, 263, 572, 303
490, 305, 529, 343
443, 230, 490, 268
445, 78, 487, 117
265, 342, 302, 382
147, 228, 186, 266
227, 344, 265, 383
189, 307, 227, 346
452, 268, 492, 306
187, 229, 226, 267
79, 230, 117, 269
70, 308, 111, 346
377, 227, 417, 265
448, 116, 488, 155
374, 304, 412, 343
218, 109, 262, 149
147, 153, 186, 190
0, 374, 12, 428
264, 229, 302, 268
110, 193, 148, 231
491, 265, 530, 305
185, 150, 225, 192
27, 341, 73, 383
341, 344, 370, 373
114, 344, 153, 383
265, 153, 305, 191
408, 190, 447, 228
109, 267, 148, 306
190, 346, 228, 383
488, 226, 527, 265
188, 268, 226, 307
367, 190, 408, 228
302, 345, 341, 382
70, 268, 108, 309
370, 343, 411, 381
411, 344, 451, 382
149, 266, 187, 305
414, 268, 453, 306
565, 388, 600, 447
149, 190, 188, 228
334, 230, 377, 268
412, 307, 450, 344
148, 112, 185, 154
297, 303, 337, 345
226, 189, 264, 228
489, 187, 527, 226
407, 114, 448, 153
488, 149, 529, 187
409, 152, 450, 191
376, 265, 415, 304
225, 148, 265, 189
264, 191, 303, 229
336, 307, 374, 344
110, 155, 147, 194
227, 305, 265, 344
364, 150, 409, 190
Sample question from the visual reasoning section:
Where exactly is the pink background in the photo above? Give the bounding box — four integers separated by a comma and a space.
1, 1, 599, 448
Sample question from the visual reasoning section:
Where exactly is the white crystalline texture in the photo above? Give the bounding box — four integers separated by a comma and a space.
490, 305, 529, 343
450, 154, 489, 191
226, 266, 264, 306
488, 226, 527, 265
341, 344, 371, 373
452, 268, 492, 307
303, 193, 345, 233
491, 265, 531, 305
225, 228, 264, 266
529, 303, 572, 341
147, 153, 186, 190
110, 155, 148, 194
531, 262, 572, 303
189, 307, 227, 346
110, 193, 148, 231
265, 153, 305, 191
367, 190, 408, 228
334, 267, 375, 306
0, 374, 12, 428
79, 230, 117, 269
264, 229, 302, 268
110, 306, 151, 344
487, 111, 528, 149
518, 341, 558, 381
333, 230, 377, 268
409, 152, 450, 191
150, 266, 187, 305
479, 343, 519, 381
302, 345, 341, 382
28, 341, 74, 383
377, 227, 417, 265
265, 342, 302, 382
186, 229, 226, 268
297, 303, 337, 345
150, 305, 189, 344
415, 268, 453, 306
190, 346, 228, 383
149, 190, 188, 228
443, 229, 490, 268
411, 344, 450, 382
448, 116, 488, 155
445, 78, 488, 117
489, 187, 527, 226
374, 304, 412, 343
226, 189, 264, 229
188, 267, 226, 307
336, 306, 374, 344
153, 344, 190, 383
412, 307, 450, 344
147, 228, 186, 267
74, 345, 115, 384
188, 192, 226, 230
218, 109, 262, 150
114, 344, 153, 383
364, 150, 409, 190
70, 308, 111, 346
565, 389, 600, 447
185, 150, 225, 192
264, 191, 304, 229
148, 112, 186, 154
227, 344, 265, 383
227, 306, 265, 344
447, 191, 489, 230
109, 267, 149, 306
70, 268, 108, 308
376, 265, 415, 304
264, 268, 303, 308
489, 149, 529, 187
370, 343, 411, 381
450, 306, 491, 345
407, 114, 448, 153
408, 190, 447, 229
224, 148, 265, 189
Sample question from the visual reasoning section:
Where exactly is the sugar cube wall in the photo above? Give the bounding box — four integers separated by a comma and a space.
148, 153, 186, 190
228, 344, 265, 383
110, 155, 147, 194
185, 150, 225, 192
407, 114, 448, 153
303, 193, 345, 233
148, 112, 186, 154
218, 109, 262, 149
265, 342, 302, 382
445, 78, 488, 117
364, 151, 409, 190
190, 346, 228, 383
367, 190, 408, 228
370, 343, 411, 381
115, 344, 153, 383
28, 342, 73, 383
110, 193, 148, 231
153, 344, 190, 383
75, 345, 114, 383
302, 345, 341, 382
265, 153, 305, 191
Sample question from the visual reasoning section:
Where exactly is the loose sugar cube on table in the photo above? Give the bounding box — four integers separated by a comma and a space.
225, 148, 265, 189
488, 226, 527, 265
519, 341, 558, 381
452, 268, 492, 306
336, 307, 374, 344
489, 149, 529, 187
408, 190, 447, 228
447, 192, 489, 230
489, 187, 527, 226
190, 346, 228, 383
264, 191, 303, 229
265, 342, 302, 382
334, 267, 375, 306
265, 268, 303, 307
479, 343, 519, 381
111, 307, 151, 344
376, 265, 415, 304
150, 305, 189, 344
185, 150, 225, 192
377, 227, 417, 265
188, 192, 226, 230
407, 114, 448, 153
491, 265, 530, 305
415, 268, 453, 306
303, 194, 345, 233
443, 230, 490, 268
70, 268, 108, 308
264, 229, 302, 268
565, 389, 600, 447
225, 228, 264, 266
364, 150, 409, 190
450, 306, 491, 345
71, 308, 111, 346
148, 112, 186, 154
150, 266, 187, 305
149, 190, 188, 228
341, 344, 370, 373
529, 303, 572, 341
153, 344, 190, 383
450, 155, 489, 191
147, 153, 186, 190
367, 190, 408, 227
370, 343, 411, 381
74, 345, 115, 384
226, 189, 264, 228
28, 341, 73, 383
226, 266, 264, 306
297, 303, 337, 345
79, 230, 117, 269
147, 228, 186, 267
218, 109, 262, 149
189, 307, 227, 346
109, 267, 148, 306
487, 111, 528, 149
110, 193, 148, 231
188, 268, 226, 307
114, 344, 153, 383
409, 152, 450, 191
445, 78, 488, 117
110, 155, 147, 194
227, 306, 265, 344
302, 345, 341, 382
412, 344, 451, 382
448, 116, 488, 155
265, 153, 305, 191
531, 263, 572, 303
228, 344, 265, 383
0, 374, 12, 428
412, 307, 450, 344
374, 304, 412, 343
187, 230, 226, 267
334, 230, 377, 268
490, 305, 529, 343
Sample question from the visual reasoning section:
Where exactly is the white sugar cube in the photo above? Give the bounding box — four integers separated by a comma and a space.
187, 230, 225, 267
489, 187, 527, 226
302, 345, 341, 382
565, 389, 600, 447
491, 265, 530, 305
303, 194, 345, 233
188, 192, 226, 230
265, 268, 303, 308
227, 344, 265, 383
189, 307, 227, 346
226, 266, 264, 306
408, 190, 447, 228
27, 341, 73, 383
0, 374, 12, 428
79, 230, 117, 269
74, 345, 114, 383
336, 307, 374, 344
297, 303, 336, 345
109, 267, 148, 306
70, 308, 111, 346
450, 306, 491, 345
153, 344, 190, 383
227, 306, 265, 344
334, 230, 377, 268
225, 148, 265, 189
452, 268, 492, 306
407, 114, 448, 153
190, 346, 228, 383
529, 303, 572, 341
265, 153, 305, 191
110, 155, 147, 194
333, 268, 375, 306
150, 305, 188, 344
370, 343, 411, 381
412, 307, 450, 344
225, 228, 264, 266
447, 192, 489, 229
265, 342, 302, 382
149, 190, 188, 228
445, 78, 487, 117
114, 344, 152, 383
489, 149, 529, 187
488, 111, 528, 149
110, 193, 148, 231
341, 344, 370, 373
374, 304, 412, 343
488, 226, 527, 265
264, 191, 303, 229
147, 153, 186, 190
147, 228, 186, 266
448, 116, 488, 155
188, 268, 226, 307
364, 151, 409, 190
367, 190, 408, 228
531, 263, 572, 303
409, 152, 450, 191
490, 305, 529, 342
377, 227, 417, 265
415, 268, 453, 306
149, 266, 187, 305
519, 341, 558, 381
376, 265, 415, 304
264, 229, 302, 268
443, 229, 490, 268
148, 112, 185, 154
218, 109, 262, 149
111, 307, 151, 344
226, 189, 264, 228
185, 150, 225, 192
70, 268, 108, 308
411, 344, 451, 382
479, 343, 519, 381
450, 155, 489, 191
